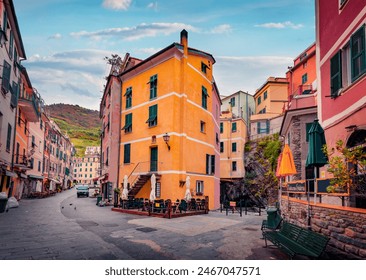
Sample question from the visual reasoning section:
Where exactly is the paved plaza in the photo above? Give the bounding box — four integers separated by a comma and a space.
0, 188, 287, 260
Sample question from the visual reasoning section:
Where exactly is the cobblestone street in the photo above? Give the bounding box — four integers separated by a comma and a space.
0, 188, 286, 260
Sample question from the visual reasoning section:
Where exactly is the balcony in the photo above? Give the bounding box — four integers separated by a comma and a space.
287, 85, 316, 110
18, 91, 41, 122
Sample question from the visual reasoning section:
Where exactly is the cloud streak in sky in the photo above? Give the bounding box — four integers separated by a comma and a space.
255, 21, 304, 29
23, 49, 112, 109
70, 22, 198, 41
102, 0, 132, 11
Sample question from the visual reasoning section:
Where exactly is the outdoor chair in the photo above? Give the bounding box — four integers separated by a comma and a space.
178, 199, 187, 213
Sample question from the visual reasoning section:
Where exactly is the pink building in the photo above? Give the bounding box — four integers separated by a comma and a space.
316, 0, 366, 208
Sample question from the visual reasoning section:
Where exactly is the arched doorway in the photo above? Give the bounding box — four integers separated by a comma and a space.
346, 129, 366, 209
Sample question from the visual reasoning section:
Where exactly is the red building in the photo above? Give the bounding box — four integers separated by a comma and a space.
316, 0, 366, 206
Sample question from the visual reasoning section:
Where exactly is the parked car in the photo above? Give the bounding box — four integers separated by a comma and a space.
76, 185, 89, 198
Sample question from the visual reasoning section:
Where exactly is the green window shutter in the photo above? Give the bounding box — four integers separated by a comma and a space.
258, 96, 261, 105
232, 122, 237, 132
257, 122, 261, 134
232, 142, 237, 152
6, 124, 12, 151
147, 104, 158, 126
3, 10, 7, 31
2, 60, 11, 92
330, 50, 342, 97
202, 86, 208, 109
302, 73, 308, 84
123, 113, 132, 132
149, 75, 157, 99
124, 144, 131, 164
211, 155, 215, 174
9, 31, 13, 59
351, 25, 365, 82
125, 87, 132, 109
206, 154, 210, 174
264, 91, 267, 100
220, 142, 224, 153
220, 122, 223, 133
266, 120, 270, 134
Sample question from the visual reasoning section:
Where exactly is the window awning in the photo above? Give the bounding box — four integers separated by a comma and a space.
5, 170, 17, 178
28, 174, 44, 180
19, 173, 28, 179
145, 116, 157, 123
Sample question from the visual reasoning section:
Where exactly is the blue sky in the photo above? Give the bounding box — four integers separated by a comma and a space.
14, 0, 315, 110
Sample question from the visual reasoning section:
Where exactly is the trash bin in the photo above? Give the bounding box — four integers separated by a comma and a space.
266, 207, 279, 229
96, 195, 102, 206
0, 198, 8, 213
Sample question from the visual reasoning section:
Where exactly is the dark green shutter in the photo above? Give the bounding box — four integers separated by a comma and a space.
220, 122, 223, 133
330, 50, 342, 97
6, 124, 12, 151
211, 155, 215, 174
257, 122, 261, 134
124, 144, 130, 164
351, 25, 365, 81
266, 120, 270, 134
206, 154, 210, 174
2, 60, 11, 92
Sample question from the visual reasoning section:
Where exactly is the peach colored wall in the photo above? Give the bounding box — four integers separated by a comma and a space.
119, 37, 220, 209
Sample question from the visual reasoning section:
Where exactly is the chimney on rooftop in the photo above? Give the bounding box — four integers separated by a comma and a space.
180, 29, 188, 57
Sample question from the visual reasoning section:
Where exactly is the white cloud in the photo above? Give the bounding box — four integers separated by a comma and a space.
48, 33, 62, 40
102, 0, 132, 11
23, 49, 113, 109
147, 2, 158, 10
209, 24, 232, 34
214, 56, 293, 96
135, 48, 161, 56
255, 21, 304, 30
70, 22, 197, 41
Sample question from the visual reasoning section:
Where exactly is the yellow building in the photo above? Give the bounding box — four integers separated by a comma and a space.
118, 30, 221, 209
250, 77, 288, 139
220, 111, 247, 180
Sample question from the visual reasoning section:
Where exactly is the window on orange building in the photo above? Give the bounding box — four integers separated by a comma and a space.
220, 142, 224, 153
200, 121, 206, 133
201, 62, 208, 74
232, 161, 237, 172
147, 104, 158, 127
123, 113, 132, 133
232, 122, 237, 132
149, 75, 158, 99
263, 91, 267, 100
125, 87, 132, 109
124, 144, 131, 164
202, 86, 208, 109
257, 96, 261, 105
302, 73, 308, 84
196, 181, 204, 195
220, 122, 223, 133
232, 142, 237, 152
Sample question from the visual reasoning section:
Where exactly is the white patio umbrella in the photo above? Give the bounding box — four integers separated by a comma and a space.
149, 174, 156, 202
185, 176, 192, 201
122, 175, 128, 200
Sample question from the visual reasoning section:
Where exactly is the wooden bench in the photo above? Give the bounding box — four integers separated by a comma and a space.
263, 222, 330, 259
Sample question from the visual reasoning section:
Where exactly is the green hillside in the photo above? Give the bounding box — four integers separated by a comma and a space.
45, 104, 101, 157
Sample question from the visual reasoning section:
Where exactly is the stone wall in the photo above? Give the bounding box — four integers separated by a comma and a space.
281, 198, 366, 259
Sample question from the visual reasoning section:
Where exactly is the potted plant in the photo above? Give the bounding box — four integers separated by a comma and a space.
323, 140, 364, 193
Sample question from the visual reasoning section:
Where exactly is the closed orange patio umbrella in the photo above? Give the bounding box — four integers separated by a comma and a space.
277, 144, 297, 177
277, 144, 297, 209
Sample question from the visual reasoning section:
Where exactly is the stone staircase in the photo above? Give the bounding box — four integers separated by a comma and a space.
129, 173, 161, 197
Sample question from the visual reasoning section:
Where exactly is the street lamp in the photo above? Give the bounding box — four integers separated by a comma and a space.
163, 133, 170, 150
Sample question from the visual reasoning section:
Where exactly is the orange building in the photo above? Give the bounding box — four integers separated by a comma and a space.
118, 30, 221, 209
250, 77, 288, 139
286, 43, 317, 110
219, 111, 247, 180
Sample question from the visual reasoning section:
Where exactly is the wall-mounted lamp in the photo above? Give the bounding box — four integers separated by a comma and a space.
163, 133, 170, 150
